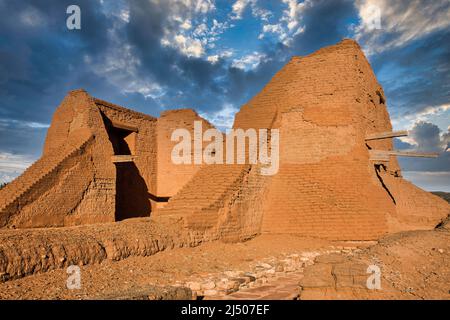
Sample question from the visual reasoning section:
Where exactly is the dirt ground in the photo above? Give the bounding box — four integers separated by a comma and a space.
0, 228, 449, 300
0, 235, 357, 299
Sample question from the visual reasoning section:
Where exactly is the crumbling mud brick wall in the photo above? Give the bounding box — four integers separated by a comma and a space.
234, 39, 448, 240
155, 109, 217, 206
153, 39, 448, 242
0, 90, 117, 228
0, 40, 447, 241
95, 99, 158, 219
0, 90, 159, 228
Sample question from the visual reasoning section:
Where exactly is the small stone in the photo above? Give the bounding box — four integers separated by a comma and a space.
438, 249, 444, 254
217, 280, 238, 290
186, 282, 201, 291
201, 281, 216, 290
275, 264, 284, 272
265, 268, 276, 275
203, 289, 219, 296
284, 265, 296, 272
223, 270, 240, 277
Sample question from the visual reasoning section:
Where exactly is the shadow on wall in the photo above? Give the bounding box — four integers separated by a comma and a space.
115, 162, 151, 221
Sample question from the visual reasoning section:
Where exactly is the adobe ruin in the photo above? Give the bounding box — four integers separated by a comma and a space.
0, 39, 448, 241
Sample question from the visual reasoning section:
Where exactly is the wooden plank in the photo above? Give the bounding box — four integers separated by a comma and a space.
368, 150, 390, 161
369, 150, 439, 161
365, 130, 408, 141
388, 151, 439, 158
111, 155, 136, 163
111, 121, 139, 132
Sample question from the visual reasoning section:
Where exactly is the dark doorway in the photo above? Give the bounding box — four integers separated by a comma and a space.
108, 126, 135, 155
102, 114, 150, 221
115, 162, 151, 221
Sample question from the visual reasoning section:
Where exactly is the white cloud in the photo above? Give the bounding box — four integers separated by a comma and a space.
19, 6, 46, 27
354, 0, 450, 54
231, 0, 250, 20
200, 103, 239, 132
85, 20, 166, 101
0, 119, 49, 129
180, 20, 192, 30
156, 0, 223, 59
402, 171, 450, 192
231, 52, 267, 71
119, 9, 130, 23
412, 104, 450, 124
207, 49, 233, 64
173, 34, 205, 58
207, 55, 220, 63
392, 103, 450, 132
231, 0, 271, 21
0, 152, 34, 184
258, 0, 309, 45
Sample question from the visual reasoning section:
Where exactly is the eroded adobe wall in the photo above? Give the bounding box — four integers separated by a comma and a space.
0, 90, 117, 228
379, 171, 449, 231
95, 99, 158, 217
234, 39, 448, 240
260, 40, 395, 239
155, 109, 218, 203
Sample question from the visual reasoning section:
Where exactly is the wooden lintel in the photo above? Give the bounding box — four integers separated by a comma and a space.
369, 150, 439, 161
368, 150, 390, 162
111, 121, 139, 133
365, 130, 408, 141
388, 151, 439, 158
111, 155, 136, 163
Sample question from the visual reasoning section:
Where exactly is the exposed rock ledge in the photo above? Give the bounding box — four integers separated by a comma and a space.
0, 217, 198, 282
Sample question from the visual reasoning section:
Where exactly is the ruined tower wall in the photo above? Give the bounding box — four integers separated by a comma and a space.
258, 41, 393, 239
231, 39, 448, 240
258, 40, 448, 239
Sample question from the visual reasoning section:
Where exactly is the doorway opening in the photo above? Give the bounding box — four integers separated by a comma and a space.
102, 115, 151, 221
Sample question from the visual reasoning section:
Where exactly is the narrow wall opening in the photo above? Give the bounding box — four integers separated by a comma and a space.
102, 115, 151, 221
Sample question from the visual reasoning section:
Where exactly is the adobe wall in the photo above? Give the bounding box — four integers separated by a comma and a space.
156, 109, 218, 203
95, 99, 158, 215
0, 90, 119, 228
233, 39, 448, 240
0, 39, 447, 239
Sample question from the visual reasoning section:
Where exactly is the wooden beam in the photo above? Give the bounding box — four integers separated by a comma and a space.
111, 121, 138, 132
389, 151, 439, 158
369, 150, 439, 161
111, 155, 136, 163
365, 130, 408, 141
368, 150, 390, 162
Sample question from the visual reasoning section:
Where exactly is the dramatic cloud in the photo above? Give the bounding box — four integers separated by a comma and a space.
409, 121, 448, 152
200, 103, 240, 132
354, 0, 450, 54
395, 122, 449, 177
0, 0, 448, 190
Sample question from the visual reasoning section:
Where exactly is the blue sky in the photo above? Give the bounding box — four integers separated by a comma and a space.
0, 0, 449, 190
